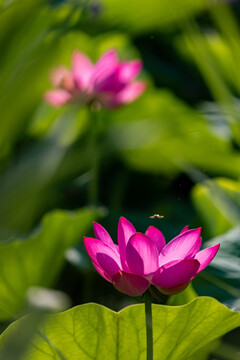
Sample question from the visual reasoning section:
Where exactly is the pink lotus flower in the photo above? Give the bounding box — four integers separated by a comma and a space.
44, 49, 146, 109
84, 217, 220, 297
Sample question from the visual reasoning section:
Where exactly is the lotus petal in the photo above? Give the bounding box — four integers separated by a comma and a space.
109, 81, 147, 107
159, 228, 202, 266
93, 222, 117, 249
152, 259, 200, 288
84, 237, 121, 278
72, 50, 93, 89
145, 226, 165, 253
119, 60, 142, 82
112, 271, 149, 296
118, 217, 136, 271
44, 90, 71, 107
126, 233, 159, 276
195, 244, 220, 273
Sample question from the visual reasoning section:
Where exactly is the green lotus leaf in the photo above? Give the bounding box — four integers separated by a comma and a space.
0, 297, 239, 360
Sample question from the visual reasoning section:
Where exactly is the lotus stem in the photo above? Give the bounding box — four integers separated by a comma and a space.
145, 291, 153, 360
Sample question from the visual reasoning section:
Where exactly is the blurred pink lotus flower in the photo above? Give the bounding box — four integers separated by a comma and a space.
44, 49, 146, 109
84, 217, 220, 297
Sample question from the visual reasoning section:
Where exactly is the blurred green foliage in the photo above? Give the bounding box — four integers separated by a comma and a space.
0, 207, 100, 321
0, 0, 240, 359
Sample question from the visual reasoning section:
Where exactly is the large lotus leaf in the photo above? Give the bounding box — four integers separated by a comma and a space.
0, 297, 239, 360
167, 286, 219, 360
98, 0, 206, 34
0, 207, 99, 321
185, 339, 220, 360
106, 90, 240, 178
191, 177, 240, 238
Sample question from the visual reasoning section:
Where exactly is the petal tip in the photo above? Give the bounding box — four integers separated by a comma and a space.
119, 216, 132, 226
119, 216, 127, 221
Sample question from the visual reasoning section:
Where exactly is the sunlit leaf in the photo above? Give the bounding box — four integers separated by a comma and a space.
185, 339, 220, 360
0, 297, 240, 359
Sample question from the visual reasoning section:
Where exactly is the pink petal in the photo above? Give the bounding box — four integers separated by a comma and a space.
44, 90, 72, 107
93, 50, 119, 88
112, 271, 149, 297
181, 225, 189, 234
93, 222, 115, 248
158, 228, 202, 266
95, 65, 125, 93
109, 81, 147, 108
145, 226, 165, 253
94, 50, 118, 74
118, 60, 142, 82
154, 282, 192, 295
126, 233, 159, 277
118, 217, 136, 271
72, 50, 93, 90
151, 259, 200, 288
96, 60, 142, 94
50, 66, 70, 87
195, 244, 220, 273
92, 260, 112, 282
84, 237, 121, 279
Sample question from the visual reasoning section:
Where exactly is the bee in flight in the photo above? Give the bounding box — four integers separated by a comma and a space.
149, 214, 164, 219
